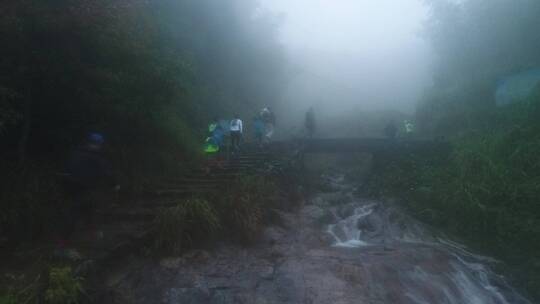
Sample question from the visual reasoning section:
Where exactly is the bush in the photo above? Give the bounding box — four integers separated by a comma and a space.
369, 92, 540, 299
153, 198, 221, 254
218, 175, 278, 243
0, 161, 63, 243
0, 293, 18, 304
0, 0, 285, 244
45, 267, 84, 304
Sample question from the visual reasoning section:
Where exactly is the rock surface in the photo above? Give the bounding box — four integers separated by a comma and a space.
104, 174, 531, 304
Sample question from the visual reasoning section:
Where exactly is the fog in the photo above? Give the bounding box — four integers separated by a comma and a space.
259, 0, 433, 136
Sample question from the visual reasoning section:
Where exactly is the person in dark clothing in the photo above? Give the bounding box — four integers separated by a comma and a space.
253, 116, 264, 147
305, 107, 316, 138
384, 121, 398, 139
57, 133, 117, 258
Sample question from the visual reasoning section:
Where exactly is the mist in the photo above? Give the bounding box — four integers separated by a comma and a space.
259, 0, 433, 137
2, 1, 540, 302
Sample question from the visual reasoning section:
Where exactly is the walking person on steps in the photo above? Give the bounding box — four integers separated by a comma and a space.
230, 114, 243, 154
260, 107, 275, 144
204, 117, 225, 173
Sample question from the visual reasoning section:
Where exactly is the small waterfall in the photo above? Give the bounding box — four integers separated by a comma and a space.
327, 203, 376, 247
318, 173, 531, 304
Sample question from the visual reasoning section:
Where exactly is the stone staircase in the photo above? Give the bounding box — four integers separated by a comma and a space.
76, 145, 292, 273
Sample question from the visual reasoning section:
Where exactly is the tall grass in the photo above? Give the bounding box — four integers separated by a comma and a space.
153, 198, 221, 254
217, 175, 279, 243
45, 267, 84, 304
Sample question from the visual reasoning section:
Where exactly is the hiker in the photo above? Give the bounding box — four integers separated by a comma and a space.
230, 114, 243, 153
384, 121, 398, 139
204, 120, 225, 172
204, 118, 224, 154
208, 117, 219, 135
260, 107, 275, 143
58, 132, 118, 259
305, 107, 316, 138
404, 120, 415, 136
253, 115, 265, 147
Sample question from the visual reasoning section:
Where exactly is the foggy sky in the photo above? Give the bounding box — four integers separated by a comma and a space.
259, 0, 433, 120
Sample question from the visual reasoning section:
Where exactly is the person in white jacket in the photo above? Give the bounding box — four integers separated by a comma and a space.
230, 114, 243, 152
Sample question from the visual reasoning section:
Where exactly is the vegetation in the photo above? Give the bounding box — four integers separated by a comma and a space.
368, 0, 540, 299
2, 266, 84, 304
44, 267, 84, 304
0, 293, 18, 304
370, 93, 540, 297
153, 198, 221, 254
417, 0, 540, 138
152, 174, 281, 254
0, 0, 286, 243
217, 175, 279, 243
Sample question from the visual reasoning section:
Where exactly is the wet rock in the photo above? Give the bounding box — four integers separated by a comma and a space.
165, 288, 210, 304
206, 276, 234, 289
273, 276, 301, 302
337, 203, 356, 218
105, 270, 128, 288
301, 203, 333, 222
357, 213, 383, 234
302, 205, 326, 222
262, 226, 286, 245
316, 176, 344, 192
184, 250, 211, 264
160, 257, 184, 269
317, 193, 351, 206
74, 259, 96, 276
209, 289, 237, 304
319, 233, 336, 245
310, 196, 329, 208
258, 265, 274, 280
106, 171, 533, 304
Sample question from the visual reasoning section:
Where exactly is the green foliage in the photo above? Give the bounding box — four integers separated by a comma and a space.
418, 0, 540, 137
153, 198, 221, 254
371, 92, 540, 299
218, 175, 278, 242
409, 0, 540, 298
0, 161, 63, 241
423, 0, 540, 87
45, 267, 84, 304
0, 293, 18, 304
0, 0, 285, 242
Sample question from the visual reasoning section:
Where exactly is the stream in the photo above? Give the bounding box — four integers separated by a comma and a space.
105, 172, 532, 304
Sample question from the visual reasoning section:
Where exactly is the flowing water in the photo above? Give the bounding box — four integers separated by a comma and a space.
106, 172, 532, 304
322, 173, 531, 304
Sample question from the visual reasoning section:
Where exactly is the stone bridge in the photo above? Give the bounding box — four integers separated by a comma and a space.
300, 138, 451, 155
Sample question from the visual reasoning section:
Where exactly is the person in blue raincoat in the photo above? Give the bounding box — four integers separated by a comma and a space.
204, 118, 225, 172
